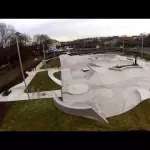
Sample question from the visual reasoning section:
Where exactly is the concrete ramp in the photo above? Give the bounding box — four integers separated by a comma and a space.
137, 88, 150, 101
52, 93, 108, 124
61, 68, 72, 81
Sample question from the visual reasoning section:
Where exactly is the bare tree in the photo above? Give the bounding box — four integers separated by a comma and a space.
9, 33, 31, 46
18, 34, 31, 46
0, 23, 16, 48
33, 34, 52, 44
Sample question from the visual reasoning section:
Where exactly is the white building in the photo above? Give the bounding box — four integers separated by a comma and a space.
26, 41, 33, 46
49, 41, 61, 50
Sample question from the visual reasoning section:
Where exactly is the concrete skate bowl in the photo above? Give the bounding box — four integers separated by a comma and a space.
92, 87, 142, 118
52, 93, 108, 124
61, 68, 72, 81
89, 67, 147, 86
88, 63, 108, 73
89, 54, 117, 61
88, 56, 98, 61
71, 69, 94, 80
88, 59, 133, 72
90, 59, 111, 67
110, 60, 133, 66
136, 88, 150, 101
67, 84, 89, 95
96, 54, 117, 60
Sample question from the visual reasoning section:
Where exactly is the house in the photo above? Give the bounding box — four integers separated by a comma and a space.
49, 41, 61, 50
111, 38, 120, 45
26, 41, 33, 46
120, 36, 134, 41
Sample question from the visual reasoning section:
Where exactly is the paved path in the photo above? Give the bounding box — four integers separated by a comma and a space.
48, 69, 62, 86
0, 60, 61, 102
0, 89, 61, 102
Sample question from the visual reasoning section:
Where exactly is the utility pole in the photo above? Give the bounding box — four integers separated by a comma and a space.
15, 32, 30, 100
123, 36, 124, 54
142, 34, 144, 58
42, 43, 47, 70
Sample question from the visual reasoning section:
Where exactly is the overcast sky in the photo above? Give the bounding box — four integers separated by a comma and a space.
0, 19, 150, 41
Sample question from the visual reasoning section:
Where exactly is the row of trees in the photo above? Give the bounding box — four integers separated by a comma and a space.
0, 22, 55, 69
0, 23, 54, 48
62, 34, 150, 49
62, 38, 101, 49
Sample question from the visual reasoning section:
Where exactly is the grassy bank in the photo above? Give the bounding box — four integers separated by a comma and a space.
26, 71, 61, 92
53, 71, 61, 80
1, 98, 150, 131
41, 57, 60, 69
0, 57, 42, 93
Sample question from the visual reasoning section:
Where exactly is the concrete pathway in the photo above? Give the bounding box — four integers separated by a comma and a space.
0, 60, 61, 102
48, 69, 62, 86
0, 89, 61, 102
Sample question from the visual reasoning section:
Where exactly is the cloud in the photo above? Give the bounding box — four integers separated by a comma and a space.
0, 19, 150, 41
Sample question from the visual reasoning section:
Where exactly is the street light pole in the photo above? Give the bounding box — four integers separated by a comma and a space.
42, 43, 47, 70
141, 35, 144, 58
54, 49, 55, 58
123, 36, 124, 54
15, 33, 30, 100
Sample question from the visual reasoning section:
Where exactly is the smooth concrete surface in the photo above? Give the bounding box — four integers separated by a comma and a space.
137, 88, 150, 101
58, 54, 150, 123
52, 93, 108, 124
68, 84, 89, 95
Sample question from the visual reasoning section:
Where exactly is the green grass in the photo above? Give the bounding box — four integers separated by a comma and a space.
1, 98, 150, 131
53, 71, 61, 80
26, 71, 61, 92
41, 57, 60, 69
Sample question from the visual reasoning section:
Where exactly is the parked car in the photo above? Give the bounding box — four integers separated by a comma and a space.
28, 68, 33, 72
2, 90, 12, 96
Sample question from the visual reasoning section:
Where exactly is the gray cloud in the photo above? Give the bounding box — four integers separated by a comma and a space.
0, 19, 150, 41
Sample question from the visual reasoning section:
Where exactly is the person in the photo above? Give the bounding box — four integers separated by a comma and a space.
134, 54, 137, 65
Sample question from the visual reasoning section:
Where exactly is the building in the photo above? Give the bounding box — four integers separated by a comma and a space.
49, 41, 61, 50
111, 38, 120, 45
120, 36, 134, 41
26, 41, 33, 46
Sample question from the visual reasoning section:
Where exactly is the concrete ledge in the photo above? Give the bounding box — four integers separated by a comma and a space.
52, 93, 108, 124
127, 58, 134, 61
45, 56, 59, 62
109, 65, 143, 71
48, 70, 62, 86
36, 62, 43, 70
136, 88, 150, 101
88, 63, 101, 68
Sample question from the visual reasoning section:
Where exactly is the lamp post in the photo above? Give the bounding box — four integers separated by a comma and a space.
15, 32, 30, 100
42, 43, 47, 70
122, 35, 125, 54
141, 34, 144, 58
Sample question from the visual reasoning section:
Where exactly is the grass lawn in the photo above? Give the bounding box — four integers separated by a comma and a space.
41, 57, 60, 69
1, 98, 150, 131
0, 57, 42, 93
26, 71, 61, 92
53, 71, 61, 80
